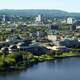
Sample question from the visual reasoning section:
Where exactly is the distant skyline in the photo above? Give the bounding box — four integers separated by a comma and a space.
0, 0, 80, 12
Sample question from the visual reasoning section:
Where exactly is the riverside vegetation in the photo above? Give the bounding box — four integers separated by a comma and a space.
0, 49, 80, 71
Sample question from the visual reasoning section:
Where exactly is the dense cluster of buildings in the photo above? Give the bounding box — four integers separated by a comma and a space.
0, 14, 80, 54
0, 14, 80, 31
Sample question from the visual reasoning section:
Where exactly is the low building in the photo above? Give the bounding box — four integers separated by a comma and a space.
47, 35, 57, 41
17, 42, 49, 55
6, 35, 23, 43
8, 45, 18, 53
60, 39, 80, 48
1, 47, 9, 53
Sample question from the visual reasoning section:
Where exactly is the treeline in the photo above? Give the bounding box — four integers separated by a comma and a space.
0, 49, 79, 71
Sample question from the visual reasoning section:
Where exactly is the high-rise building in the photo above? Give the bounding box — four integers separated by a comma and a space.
72, 20, 80, 30
3, 15, 6, 22
35, 15, 41, 22
2, 15, 12, 22
50, 24, 59, 30
67, 17, 73, 24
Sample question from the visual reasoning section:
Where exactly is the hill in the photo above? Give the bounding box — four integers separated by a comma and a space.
0, 9, 80, 17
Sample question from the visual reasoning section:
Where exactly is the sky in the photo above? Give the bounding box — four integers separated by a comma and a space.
0, 0, 80, 12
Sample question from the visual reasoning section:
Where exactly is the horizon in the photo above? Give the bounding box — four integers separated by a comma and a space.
0, 9, 80, 13
0, 0, 80, 13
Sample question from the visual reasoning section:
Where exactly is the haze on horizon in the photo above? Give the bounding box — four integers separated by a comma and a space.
0, 0, 80, 12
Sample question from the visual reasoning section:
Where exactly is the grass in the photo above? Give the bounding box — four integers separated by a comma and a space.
59, 51, 80, 57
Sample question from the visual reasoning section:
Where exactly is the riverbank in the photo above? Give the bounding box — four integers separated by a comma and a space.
0, 50, 80, 72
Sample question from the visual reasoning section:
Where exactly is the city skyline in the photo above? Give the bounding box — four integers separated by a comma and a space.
0, 0, 80, 12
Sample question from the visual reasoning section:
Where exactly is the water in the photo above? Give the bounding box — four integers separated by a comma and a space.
0, 57, 80, 80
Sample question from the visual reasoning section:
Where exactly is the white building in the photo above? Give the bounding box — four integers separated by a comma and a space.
35, 15, 41, 22
47, 35, 57, 41
67, 17, 73, 24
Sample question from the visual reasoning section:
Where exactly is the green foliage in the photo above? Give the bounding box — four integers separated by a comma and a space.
22, 52, 34, 61
5, 54, 16, 65
0, 50, 79, 71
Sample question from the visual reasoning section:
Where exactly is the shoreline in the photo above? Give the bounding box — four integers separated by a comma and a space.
0, 54, 80, 72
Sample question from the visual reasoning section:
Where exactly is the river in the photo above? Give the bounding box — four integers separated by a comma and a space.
0, 57, 80, 80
